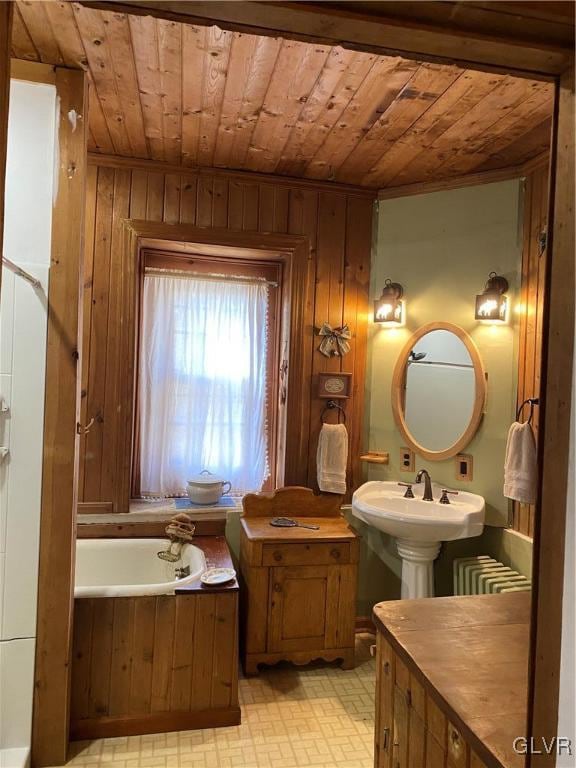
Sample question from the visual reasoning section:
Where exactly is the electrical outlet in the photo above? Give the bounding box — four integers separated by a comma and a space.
400, 447, 415, 473
456, 454, 473, 481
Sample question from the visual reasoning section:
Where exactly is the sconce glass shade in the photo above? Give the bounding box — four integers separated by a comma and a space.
374, 280, 404, 324
475, 272, 509, 322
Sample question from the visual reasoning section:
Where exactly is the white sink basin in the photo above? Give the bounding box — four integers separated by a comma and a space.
352, 480, 485, 542
352, 480, 485, 599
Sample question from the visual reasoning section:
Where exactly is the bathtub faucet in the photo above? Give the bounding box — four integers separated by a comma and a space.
157, 513, 196, 563
175, 565, 191, 579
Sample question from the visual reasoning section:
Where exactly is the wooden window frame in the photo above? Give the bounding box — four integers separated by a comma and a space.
114, 222, 312, 515
133, 247, 284, 496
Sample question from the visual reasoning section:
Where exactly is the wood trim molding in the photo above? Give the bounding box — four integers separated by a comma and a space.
529, 63, 575, 768
70, 706, 241, 741
0, 4, 12, 291
80, 1, 572, 77
391, 322, 487, 462
77, 519, 227, 538
521, 151, 551, 176
87, 152, 378, 198
33, 68, 88, 768
378, 155, 551, 201
378, 161, 541, 201
10, 58, 56, 84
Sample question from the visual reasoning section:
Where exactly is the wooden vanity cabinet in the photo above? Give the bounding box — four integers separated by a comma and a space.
375, 633, 490, 768
239, 488, 359, 675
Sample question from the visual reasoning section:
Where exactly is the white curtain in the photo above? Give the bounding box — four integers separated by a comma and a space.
139, 273, 269, 496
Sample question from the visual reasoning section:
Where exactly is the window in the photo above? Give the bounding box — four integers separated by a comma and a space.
137, 251, 281, 497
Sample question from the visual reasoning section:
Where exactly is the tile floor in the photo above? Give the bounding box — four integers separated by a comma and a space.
61, 634, 376, 768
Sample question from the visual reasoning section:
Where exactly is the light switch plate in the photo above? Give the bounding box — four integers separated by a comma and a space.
456, 454, 473, 481
400, 447, 415, 473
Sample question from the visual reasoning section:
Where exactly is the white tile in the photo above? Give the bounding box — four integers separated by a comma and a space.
4, 80, 55, 268
0, 747, 30, 768
1, 265, 48, 640
0, 270, 15, 376
0, 638, 35, 750
0, 374, 12, 554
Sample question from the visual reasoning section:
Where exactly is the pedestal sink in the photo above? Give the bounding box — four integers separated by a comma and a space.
352, 480, 485, 599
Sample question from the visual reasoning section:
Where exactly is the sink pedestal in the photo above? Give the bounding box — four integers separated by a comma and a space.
396, 539, 441, 599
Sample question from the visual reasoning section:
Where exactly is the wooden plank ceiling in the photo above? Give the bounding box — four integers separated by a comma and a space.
12, 1, 554, 189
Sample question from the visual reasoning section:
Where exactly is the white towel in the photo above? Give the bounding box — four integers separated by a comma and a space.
503, 421, 538, 504
317, 423, 348, 494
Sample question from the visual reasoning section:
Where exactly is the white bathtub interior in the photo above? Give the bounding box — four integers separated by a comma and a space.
75, 538, 206, 598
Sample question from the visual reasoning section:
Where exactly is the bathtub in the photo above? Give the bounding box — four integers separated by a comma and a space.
74, 538, 206, 598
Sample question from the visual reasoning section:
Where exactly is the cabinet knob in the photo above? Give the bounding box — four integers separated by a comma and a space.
273, 583, 282, 593
330, 548, 341, 559
273, 551, 283, 562
449, 726, 463, 755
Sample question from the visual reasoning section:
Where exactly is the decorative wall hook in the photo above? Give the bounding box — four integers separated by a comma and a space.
77, 417, 96, 435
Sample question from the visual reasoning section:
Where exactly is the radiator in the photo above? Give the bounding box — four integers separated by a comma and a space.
453, 555, 531, 596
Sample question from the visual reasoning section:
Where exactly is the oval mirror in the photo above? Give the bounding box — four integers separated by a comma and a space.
391, 322, 487, 461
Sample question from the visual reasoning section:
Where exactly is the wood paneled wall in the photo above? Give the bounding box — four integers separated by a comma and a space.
81, 160, 374, 510
71, 592, 239, 739
512, 164, 549, 538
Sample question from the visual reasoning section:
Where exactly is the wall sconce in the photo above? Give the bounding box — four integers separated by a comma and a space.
374, 279, 404, 324
475, 272, 509, 322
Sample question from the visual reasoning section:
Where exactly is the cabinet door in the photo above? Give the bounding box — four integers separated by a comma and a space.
375, 635, 395, 768
392, 685, 409, 768
268, 566, 340, 653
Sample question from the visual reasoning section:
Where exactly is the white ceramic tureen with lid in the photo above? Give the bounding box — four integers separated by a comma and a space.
187, 470, 232, 505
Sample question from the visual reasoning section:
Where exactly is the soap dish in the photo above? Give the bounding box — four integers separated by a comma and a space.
201, 567, 236, 586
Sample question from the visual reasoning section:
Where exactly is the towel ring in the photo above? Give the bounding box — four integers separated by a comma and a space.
516, 397, 539, 424
320, 400, 346, 425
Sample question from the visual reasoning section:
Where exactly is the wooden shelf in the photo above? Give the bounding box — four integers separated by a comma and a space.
359, 452, 389, 464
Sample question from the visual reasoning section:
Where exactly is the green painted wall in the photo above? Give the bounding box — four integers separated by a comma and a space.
354, 179, 533, 610
367, 180, 523, 525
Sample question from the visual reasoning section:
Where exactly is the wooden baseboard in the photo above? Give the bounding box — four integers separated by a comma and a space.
70, 706, 241, 740
355, 616, 376, 633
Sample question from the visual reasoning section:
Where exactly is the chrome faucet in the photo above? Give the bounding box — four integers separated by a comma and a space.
415, 469, 434, 501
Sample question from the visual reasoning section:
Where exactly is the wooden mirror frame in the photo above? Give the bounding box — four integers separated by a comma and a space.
391, 321, 487, 462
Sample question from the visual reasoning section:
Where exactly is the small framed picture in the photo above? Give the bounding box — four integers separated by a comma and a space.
317, 372, 353, 399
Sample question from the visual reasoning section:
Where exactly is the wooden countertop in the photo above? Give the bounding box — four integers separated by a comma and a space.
240, 515, 358, 542
373, 592, 531, 768
175, 536, 239, 593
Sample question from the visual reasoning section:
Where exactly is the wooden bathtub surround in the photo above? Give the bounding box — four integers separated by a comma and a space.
77, 516, 227, 539
70, 536, 239, 740
240, 487, 359, 675
373, 592, 531, 768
